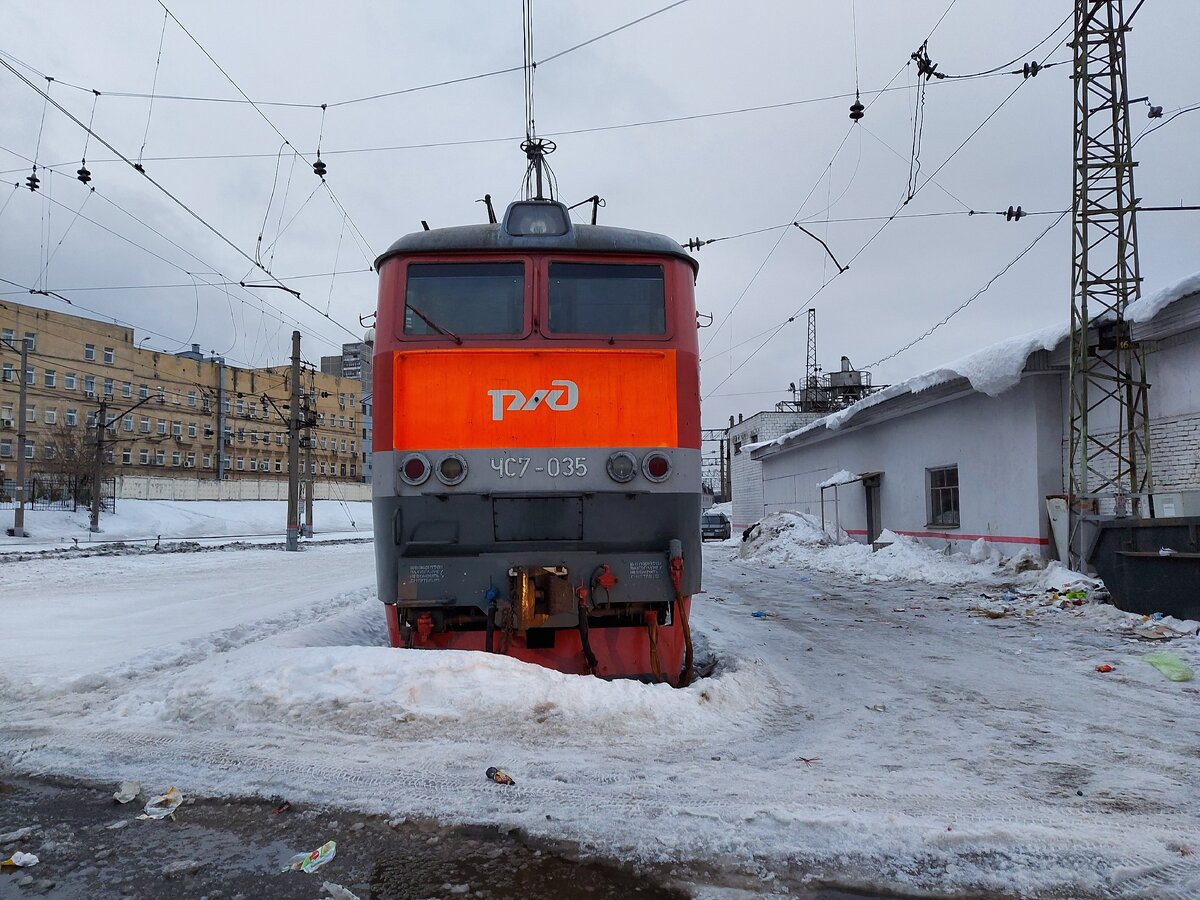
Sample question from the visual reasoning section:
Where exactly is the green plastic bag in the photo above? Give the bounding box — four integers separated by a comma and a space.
1143, 651, 1195, 682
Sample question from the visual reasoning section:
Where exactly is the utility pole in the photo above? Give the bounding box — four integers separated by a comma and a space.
1067, 0, 1150, 567
303, 379, 314, 537
10, 339, 30, 537
89, 399, 106, 532
286, 330, 301, 551
215, 356, 227, 482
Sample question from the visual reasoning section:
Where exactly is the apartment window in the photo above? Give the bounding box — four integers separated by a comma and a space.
64, 372, 77, 390
203, 454, 212, 468
103, 378, 114, 397
319, 437, 327, 450
85, 344, 96, 361
1, 363, 13, 382
338, 393, 346, 408
157, 387, 166, 403
26, 367, 35, 386
202, 396, 211, 412
122, 382, 132, 398
66, 408, 78, 426
275, 459, 283, 473
25, 441, 36, 459
122, 448, 132, 465
249, 458, 258, 471
86, 411, 97, 427
237, 429, 245, 443
350, 464, 357, 477
927, 465, 960, 528
139, 384, 149, 400
320, 462, 327, 475
24, 332, 36, 351
1, 402, 11, 422
188, 422, 197, 438
157, 419, 168, 435
222, 455, 232, 470
236, 457, 244, 471
236, 399, 245, 416
172, 421, 182, 437
340, 464, 347, 477
103, 347, 115, 364
140, 449, 150, 464
172, 451, 182, 467
26, 405, 36, 424
186, 452, 195, 467
349, 416, 355, 430
0, 439, 10, 458
44, 408, 57, 425
84, 375, 96, 394
1, 328, 12, 345
44, 370, 56, 388
140, 417, 150, 433
275, 434, 283, 446
187, 391, 197, 407
123, 415, 134, 432
42, 444, 56, 460
155, 450, 165, 466
349, 393, 355, 405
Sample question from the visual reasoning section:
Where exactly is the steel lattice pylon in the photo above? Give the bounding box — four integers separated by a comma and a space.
1067, 0, 1152, 566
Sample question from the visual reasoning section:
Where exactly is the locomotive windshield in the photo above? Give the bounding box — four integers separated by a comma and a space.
547, 262, 665, 334
404, 262, 524, 335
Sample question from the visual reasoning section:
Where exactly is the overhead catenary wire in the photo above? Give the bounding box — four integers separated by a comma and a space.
138, 8, 169, 167
0, 55, 363, 344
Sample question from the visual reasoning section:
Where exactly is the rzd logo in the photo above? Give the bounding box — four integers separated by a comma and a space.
488, 379, 578, 421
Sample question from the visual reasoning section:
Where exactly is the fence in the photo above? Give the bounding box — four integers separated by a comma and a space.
0, 474, 116, 512
113, 475, 370, 502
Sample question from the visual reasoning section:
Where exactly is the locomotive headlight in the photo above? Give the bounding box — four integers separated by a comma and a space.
641, 452, 672, 483
400, 452, 432, 486
606, 451, 638, 483
503, 201, 570, 237
436, 453, 467, 486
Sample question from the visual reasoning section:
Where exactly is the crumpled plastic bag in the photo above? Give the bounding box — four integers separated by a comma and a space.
1, 851, 39, 868
137, 786, 183, 820
282, 840, 336, 874
1143, 651, 1195, 682
114, 781, 141, 804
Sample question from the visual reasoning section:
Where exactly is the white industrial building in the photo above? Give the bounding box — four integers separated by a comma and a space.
740, 275, 1200, 558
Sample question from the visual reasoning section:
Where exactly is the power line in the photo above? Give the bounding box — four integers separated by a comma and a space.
0, 55, 363, 344
862, 209, 1069, 369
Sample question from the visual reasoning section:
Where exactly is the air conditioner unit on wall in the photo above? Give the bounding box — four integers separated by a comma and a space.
0, 418, 12, 428
85, 390, 96, 399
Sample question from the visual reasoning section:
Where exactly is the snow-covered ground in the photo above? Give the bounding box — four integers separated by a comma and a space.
0, 499, 372, 552
2, 512, 1198, 898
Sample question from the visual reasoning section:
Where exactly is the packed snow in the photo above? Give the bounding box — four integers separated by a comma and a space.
1, 504, 1198, 898
815, 469, 858, 488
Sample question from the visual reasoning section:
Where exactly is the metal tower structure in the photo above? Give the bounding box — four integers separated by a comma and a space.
1067, 0, 1151, 563
804, 308, 819, 407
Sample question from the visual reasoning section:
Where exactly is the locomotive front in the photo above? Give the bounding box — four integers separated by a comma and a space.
371, 200, 701, 685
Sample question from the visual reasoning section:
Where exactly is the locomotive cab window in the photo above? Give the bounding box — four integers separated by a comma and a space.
547, 262, 665, 335
404, 262, 525, 336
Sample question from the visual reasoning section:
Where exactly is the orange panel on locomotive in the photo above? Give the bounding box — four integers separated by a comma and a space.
372, 199, 701, 685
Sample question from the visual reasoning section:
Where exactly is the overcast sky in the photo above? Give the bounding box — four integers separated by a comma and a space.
2, 1, 1197, 430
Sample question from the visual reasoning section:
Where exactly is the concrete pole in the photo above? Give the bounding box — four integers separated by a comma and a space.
303, 385, 314, 537
89, 399, 106, 532
286, 331, 301, 551
11, 340, 29, 537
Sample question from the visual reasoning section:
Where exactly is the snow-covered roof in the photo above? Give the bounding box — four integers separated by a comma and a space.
754, 271, 1200, 457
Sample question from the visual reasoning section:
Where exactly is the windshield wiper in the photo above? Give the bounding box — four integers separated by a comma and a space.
406, 303, 462, 344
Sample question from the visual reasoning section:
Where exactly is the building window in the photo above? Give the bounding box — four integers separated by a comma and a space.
86, 411, 97, 427
188, 391, 197, 407
139, 417, 150, 433
66, 408, 78, 426
139, 384, 149, 400
25, 367, 35, 386
172, 421, 182, 437
26, 405, 36, 424
927, 465, 960, 528
85, 344, 96, 361
140, 449, 150, 464
236, 399, 245, 416
249, 458, 258, 471
0, 439, 10, 458
104, 347, 115, 364
203, 454, 212, 468
0, 328, 12, 345
123, 415, 134, 432
186, 452, 195, 467
122, 382, 132, 398
122, 448, 132, 465
155, 450, 165, 466
44, 445, 57, 460
1, 363, 13, 382
103, 377, 114, 397
44, 370, 56, 388
65, 372, 77, 390
733, 439, 743, 455
236, 457, 244, 471
157, 419, 167, 435
84, 375, 96, 394
275, 459, 283, 473
172, 451, 182, 467
24, 441, 35, 459
202, 396, 211, 412
44, 408, 57, 425
188, 422, 197, 438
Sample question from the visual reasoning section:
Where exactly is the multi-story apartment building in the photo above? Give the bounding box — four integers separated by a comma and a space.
319, 338, 374, 483
0, 300, 362, 492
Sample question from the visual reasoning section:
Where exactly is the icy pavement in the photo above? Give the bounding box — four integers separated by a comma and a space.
1, 538, 1198, 898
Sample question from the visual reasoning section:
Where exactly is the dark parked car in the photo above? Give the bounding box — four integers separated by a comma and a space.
701, 511, 732, 541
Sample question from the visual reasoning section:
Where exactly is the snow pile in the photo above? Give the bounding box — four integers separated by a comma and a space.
737, 512, 1088, 589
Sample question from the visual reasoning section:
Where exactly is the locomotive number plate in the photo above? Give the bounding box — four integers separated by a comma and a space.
489, 456, 589, 478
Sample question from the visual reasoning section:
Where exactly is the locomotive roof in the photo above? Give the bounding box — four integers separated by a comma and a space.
375, 222, 700, 274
